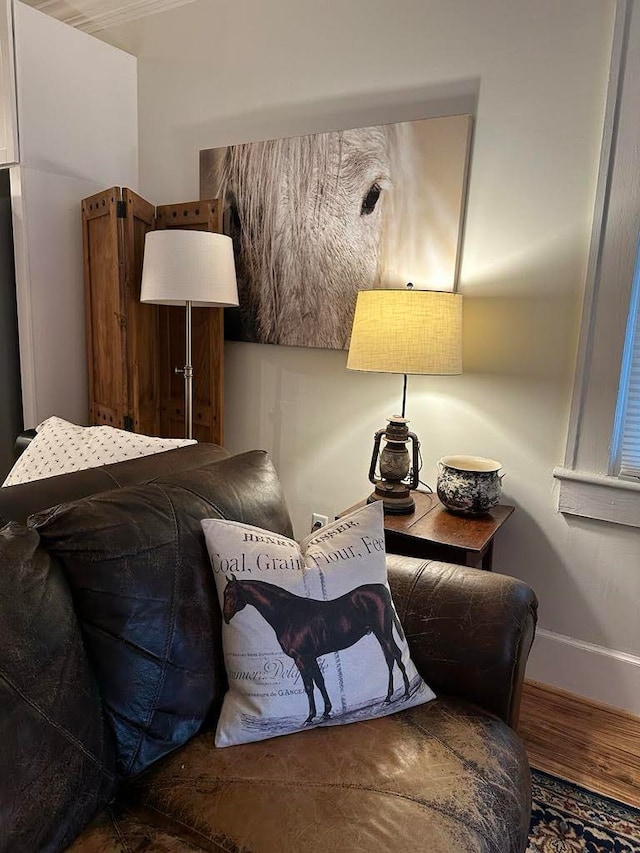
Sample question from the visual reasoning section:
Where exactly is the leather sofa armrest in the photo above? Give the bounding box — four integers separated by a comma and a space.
14, 429, 37, 459
387, 554, 538, 728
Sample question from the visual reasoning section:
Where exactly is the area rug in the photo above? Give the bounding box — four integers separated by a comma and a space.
528, 768, 640, 851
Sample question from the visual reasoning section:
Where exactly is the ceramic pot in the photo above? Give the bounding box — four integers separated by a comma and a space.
437, 455, 504, 515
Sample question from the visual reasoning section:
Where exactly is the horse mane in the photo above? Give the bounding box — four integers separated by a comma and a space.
215, 132, 353, 343
235, 578, 300, 602
211, 126, 402, 347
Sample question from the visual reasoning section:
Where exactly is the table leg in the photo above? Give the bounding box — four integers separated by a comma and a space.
481, 540, 494, 570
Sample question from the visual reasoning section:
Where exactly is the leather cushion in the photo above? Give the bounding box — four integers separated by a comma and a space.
0, 522, 116, 852
66, 806, 205, 852
30, 451, 293, 778
111, 698, 531, 853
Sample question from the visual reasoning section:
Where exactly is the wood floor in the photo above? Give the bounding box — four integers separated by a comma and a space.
518, 680, 640, 809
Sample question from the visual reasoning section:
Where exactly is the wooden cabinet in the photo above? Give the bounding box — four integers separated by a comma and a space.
82, 188, 225, 443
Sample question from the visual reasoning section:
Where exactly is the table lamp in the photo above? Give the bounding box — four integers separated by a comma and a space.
347, 286, 462, 514
140, 230, 239, 439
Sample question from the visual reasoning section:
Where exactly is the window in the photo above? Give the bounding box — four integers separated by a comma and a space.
554, 0, 640, 527
612, 242, 640, 479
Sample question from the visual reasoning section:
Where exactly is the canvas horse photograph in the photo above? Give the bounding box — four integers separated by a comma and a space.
200, 114, 472, 350
222, 575, 411, 724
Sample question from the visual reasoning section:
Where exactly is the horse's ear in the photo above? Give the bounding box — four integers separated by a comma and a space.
226, 574, 237, 584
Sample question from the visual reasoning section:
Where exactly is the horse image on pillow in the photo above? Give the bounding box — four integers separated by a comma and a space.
222, 576, 411, 724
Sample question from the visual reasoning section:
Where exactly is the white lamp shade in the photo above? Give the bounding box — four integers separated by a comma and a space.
347, 289, 462, 375
140, 230, 239, 307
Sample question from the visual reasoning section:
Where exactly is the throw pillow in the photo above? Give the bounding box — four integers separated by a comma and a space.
30, 450, 293, 777
3, 416, 196, 487
202, 501, 435, 747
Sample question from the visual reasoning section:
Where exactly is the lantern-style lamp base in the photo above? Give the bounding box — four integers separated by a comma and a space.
367, 416, 420, 514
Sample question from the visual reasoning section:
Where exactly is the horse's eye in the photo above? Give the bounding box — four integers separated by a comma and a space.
361, 182, 381, 216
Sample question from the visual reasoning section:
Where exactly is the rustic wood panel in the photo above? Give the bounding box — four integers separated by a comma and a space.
83, 192, 225, 441
154, 198, 224, 443
519, 680, 640, 809
81, 188, 126, 428
122, 188, 158, 435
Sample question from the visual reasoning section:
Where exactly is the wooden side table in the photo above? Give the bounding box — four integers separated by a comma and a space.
339, 491, 514, 570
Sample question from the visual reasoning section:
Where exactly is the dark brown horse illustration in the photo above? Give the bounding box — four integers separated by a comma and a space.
222, 576, 411, 724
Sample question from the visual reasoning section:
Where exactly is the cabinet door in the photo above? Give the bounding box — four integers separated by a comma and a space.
154, 199, 224, 443
121, 188, 158, 434
82, 188, 127, 428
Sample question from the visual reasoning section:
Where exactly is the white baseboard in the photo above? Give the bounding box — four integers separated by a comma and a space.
526, 628, 640, 716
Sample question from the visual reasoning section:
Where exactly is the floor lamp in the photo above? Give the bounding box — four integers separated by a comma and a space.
140, 230, 239, 439
347, 287, 462, 514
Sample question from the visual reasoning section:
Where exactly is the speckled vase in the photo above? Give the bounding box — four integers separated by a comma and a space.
437, 455, 504, 515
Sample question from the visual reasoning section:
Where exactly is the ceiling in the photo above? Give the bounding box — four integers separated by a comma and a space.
21, 0, 198, 34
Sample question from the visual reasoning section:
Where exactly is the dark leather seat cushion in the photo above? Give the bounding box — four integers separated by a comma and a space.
70, 698, 531, 853
0, 523, 116, 851
29, 451, 293, 779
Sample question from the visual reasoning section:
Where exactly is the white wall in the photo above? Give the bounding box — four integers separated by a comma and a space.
99, 0, 640, 713
12, 2, 137, 428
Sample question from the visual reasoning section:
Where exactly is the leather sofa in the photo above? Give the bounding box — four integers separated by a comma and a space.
0, 443, 538, 852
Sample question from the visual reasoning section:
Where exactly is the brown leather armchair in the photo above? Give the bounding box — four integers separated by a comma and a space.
0, 443, 537, 852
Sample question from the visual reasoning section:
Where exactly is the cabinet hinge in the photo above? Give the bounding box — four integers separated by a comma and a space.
116, 200, 127, 218
123, 415, 134, 431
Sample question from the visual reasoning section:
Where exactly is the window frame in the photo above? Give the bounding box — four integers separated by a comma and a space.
553, 0, 640, 527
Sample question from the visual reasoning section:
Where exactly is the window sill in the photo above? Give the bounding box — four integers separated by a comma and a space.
553, 466, 640, 528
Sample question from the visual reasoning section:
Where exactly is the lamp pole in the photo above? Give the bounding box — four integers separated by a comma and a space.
175, 299, 194, 439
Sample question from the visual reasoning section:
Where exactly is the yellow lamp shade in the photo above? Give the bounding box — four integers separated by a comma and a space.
347, 289, 462, 375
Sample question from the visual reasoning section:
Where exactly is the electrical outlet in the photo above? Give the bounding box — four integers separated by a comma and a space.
311, 512, 329, 532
